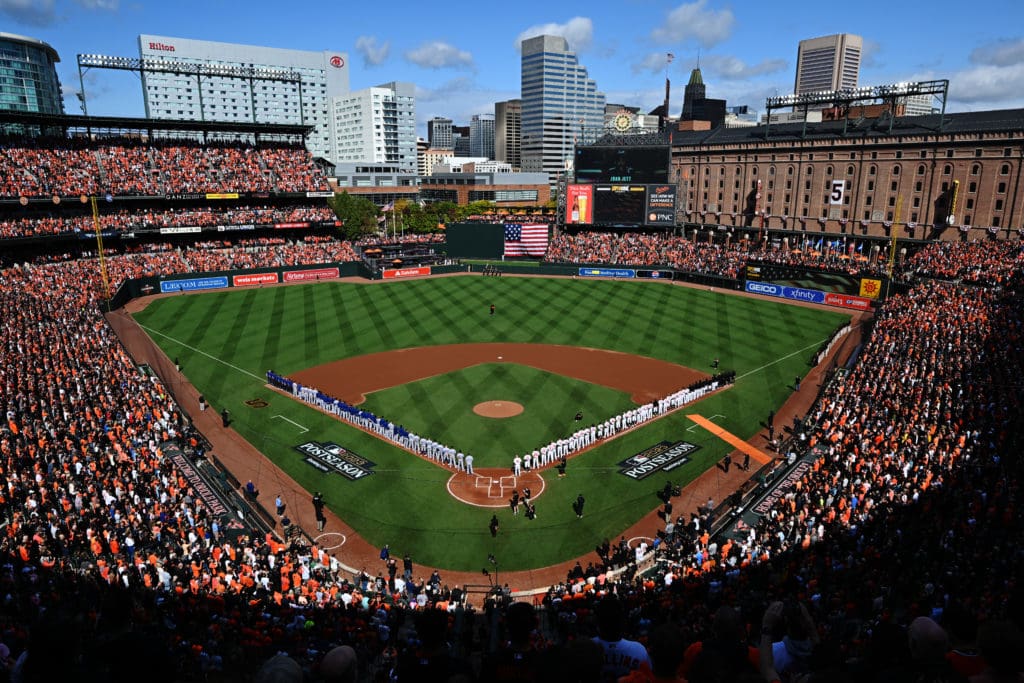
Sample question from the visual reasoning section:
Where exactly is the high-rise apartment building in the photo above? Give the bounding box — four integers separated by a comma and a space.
427, 116, 454, 149
333, 81, 417, 173
520, 35, 605, 179
469, 113, 495, 159
137, 35, 348, 161
0, 32, 64, 115
794, 33, 862, 98
494, 99, 521, 170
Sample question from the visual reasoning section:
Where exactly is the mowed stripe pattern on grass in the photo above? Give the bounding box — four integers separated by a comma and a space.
132, 277, 850, 571
360, 363, 637, 462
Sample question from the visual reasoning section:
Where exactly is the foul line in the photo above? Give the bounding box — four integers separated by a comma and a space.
687, 414, 772, 465
733, 323, 860, 382
272, 415, 309, 433
138, 324, 263, 380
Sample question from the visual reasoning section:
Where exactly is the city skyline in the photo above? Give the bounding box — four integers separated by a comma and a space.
5, 0, 1023, 138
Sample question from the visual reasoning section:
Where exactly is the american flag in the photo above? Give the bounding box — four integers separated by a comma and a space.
504, 223, 549, 257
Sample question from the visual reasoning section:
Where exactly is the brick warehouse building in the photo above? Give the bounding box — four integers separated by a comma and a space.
670, 108, 1024, 242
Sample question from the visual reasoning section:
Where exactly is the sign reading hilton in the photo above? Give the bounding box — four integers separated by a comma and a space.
148, 42, 175, 52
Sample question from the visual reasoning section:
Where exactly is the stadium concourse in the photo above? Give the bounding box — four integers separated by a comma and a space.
2, 135, 1024, 679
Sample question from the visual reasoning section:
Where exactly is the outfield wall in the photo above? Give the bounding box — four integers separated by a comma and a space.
109, 261, 364, 309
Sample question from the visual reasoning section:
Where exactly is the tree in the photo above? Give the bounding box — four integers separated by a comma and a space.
327, 191, 380, 240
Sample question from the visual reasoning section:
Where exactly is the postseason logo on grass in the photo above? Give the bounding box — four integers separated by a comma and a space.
618, 440, 700, 480
295, 441, 376, 480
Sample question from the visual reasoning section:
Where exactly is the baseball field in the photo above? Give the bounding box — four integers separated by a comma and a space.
132, 275, 848, 572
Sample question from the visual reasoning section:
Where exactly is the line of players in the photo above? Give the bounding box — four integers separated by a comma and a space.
510, 379, 724, 474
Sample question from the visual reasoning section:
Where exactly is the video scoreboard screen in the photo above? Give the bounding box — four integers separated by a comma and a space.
574, 146, 670, 185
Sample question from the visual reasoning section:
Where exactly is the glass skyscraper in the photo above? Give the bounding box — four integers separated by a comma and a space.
520, 35, 605, 179
0, 32, 64, 115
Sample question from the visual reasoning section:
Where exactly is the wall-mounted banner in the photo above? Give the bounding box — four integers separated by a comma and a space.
578, 267, 636, 279
636, 269, 674, 280
233, 272, 279, 287
744, 281, 825, 303
824, 292, 873, 310
160, 276, 229, 293
382, 266, 431, 279
283, 267, 339, 283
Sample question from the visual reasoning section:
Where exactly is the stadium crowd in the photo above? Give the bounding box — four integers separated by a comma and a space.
546, 229, 895, 278
0, 137, 329, 198
0, 193, 1023, 682
0, 204, 338, 239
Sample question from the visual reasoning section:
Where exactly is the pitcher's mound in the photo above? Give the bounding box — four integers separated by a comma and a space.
473, 401, 524, 418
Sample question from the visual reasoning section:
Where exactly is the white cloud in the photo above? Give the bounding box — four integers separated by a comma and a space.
0, 0, 56, 25
632, 52, 678, 75
355, 36, 390, 67
651, 0, 734, 48
404, 41, 474, 70
516, 16, 594, 53
74, 0, 118, 9
969, 38, 1024, 67
948, 63, 1024, 105
699, 54, 788, 80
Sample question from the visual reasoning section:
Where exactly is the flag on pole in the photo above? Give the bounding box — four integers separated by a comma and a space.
667, 53, 675, 63
504, 223, 549, 257
380, 201, 394, 212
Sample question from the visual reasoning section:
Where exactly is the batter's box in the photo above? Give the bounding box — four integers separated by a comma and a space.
474, 474, 518, 498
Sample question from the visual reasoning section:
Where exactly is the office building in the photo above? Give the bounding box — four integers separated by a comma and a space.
520, 35, 605, 179
794, 33, 862, 100
333, 81, 417, 173
494, 99, 521, 170
427, 116, 453, 149
137, 34, 348, 161
453, 125, 471, 156
469, 113, 495, 159
0, 32, 64, 115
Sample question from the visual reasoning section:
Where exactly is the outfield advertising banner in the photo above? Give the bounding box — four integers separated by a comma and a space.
382, 266, 431, 279
825, 292, 873, 310
274, 222, 311, 229
294, 440, 376, 480
618, 440, 700, 480
160, 276, 229, 293
745, 281, 825, 304
232, 272, 279, 287
283, 267, 339, 282
636, 269, 674, 280
217, 224, 256, 232
579, 267, 636, 279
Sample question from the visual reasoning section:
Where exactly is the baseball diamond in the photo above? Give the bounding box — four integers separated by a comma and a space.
130, 275, 850, 572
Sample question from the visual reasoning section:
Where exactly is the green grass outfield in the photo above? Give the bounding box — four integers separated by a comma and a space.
132, 276, 848, 572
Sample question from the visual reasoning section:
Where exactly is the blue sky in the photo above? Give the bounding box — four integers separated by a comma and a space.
5, 0, 1024, 137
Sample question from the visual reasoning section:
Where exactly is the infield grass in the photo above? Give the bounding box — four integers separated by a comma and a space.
133, 276, 849, 572
360, 363, 637, 462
